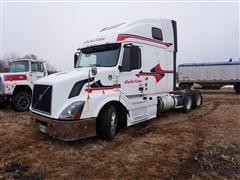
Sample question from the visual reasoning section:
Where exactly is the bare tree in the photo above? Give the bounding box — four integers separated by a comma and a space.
0, 53, 20, 72
46, 62, 58, 74
0, 53, 58, 74
22, 54, 38, 60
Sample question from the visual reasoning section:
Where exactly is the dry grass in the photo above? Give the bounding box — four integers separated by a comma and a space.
0, 90, 240, 179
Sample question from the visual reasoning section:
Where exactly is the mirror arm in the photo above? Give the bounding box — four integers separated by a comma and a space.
118, 65, 123, 72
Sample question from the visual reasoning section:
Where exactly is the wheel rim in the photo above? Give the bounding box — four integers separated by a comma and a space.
110, 111, 117, 134
186, 97, 192, 110
19, 96, 30, 109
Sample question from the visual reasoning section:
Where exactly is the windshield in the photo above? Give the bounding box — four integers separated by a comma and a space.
10, 61, 29, 72
75, 43, 121, 68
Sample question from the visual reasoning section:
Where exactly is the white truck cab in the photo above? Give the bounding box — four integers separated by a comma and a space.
30, 19, 202, 141
0, 59, 48, 111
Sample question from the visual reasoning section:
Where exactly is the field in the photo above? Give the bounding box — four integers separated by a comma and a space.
0, 90, 240, 179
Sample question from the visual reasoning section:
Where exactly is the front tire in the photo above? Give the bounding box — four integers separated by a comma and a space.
12, 92, 31, 112
97, 105, 118, 140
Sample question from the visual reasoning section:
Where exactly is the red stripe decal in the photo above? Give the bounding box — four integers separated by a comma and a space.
154, 64, 174, 73
136, 73, 162, 82
136, 64, 174, 82
4, 74, 27, 81
85, 87, 114, 93
117, 34, 172, 47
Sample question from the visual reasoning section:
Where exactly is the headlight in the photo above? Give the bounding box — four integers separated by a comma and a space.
59, 101, 85, 120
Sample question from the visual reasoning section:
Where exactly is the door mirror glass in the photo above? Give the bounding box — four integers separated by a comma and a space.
121, 46, 141, 72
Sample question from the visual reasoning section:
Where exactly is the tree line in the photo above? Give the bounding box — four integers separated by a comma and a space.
0, 53, 57, 74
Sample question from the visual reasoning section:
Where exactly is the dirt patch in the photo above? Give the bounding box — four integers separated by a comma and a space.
0, 90, 240, 179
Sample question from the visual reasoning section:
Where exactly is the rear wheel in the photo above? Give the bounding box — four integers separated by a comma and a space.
192, 91, 203, 109
97, 105, 118, 140
182, 95, 193, 113
234, 83, 240, 94
12, 92, 31, 112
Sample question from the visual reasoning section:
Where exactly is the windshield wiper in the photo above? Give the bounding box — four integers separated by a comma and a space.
89, 64, 101, 67
76, 64, 101, 68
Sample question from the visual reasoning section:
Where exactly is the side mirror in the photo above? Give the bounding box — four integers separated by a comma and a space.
74, 52, 79, 68
91, 65, 97, 76
118, 65, 123, 72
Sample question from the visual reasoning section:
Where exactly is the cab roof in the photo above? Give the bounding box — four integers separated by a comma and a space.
80, 18, 176, 51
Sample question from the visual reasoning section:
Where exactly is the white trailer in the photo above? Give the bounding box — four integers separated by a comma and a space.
178, 61, 240, 93
0, 59, 48, 111
30, 19, 202, 141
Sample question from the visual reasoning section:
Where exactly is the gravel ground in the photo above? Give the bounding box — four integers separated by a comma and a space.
0, 90, 239, 179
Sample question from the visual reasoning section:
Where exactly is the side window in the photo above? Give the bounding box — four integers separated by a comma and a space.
31, 62, 44, 72
40, 63, 44, 72
152, 27, 163, 41
122, 46, 141, 72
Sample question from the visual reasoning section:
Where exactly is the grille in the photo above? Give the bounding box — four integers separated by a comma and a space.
0, 77, 4, 93
32, 85, 52, 114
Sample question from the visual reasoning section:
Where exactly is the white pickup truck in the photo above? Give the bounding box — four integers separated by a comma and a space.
0, 59, 48, 111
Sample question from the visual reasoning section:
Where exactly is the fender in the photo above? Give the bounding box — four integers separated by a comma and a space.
91, 92, 121, 117
93, 93, 129, 117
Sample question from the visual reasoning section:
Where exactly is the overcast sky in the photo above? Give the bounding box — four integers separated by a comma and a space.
0, 1, 239, 71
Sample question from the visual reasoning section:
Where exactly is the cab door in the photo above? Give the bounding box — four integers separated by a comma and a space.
118, 44, 148, 125
118, 44, 144, 95
30, 62, 45, 82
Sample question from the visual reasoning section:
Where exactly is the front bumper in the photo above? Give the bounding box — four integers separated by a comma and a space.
30, 112, 96, 141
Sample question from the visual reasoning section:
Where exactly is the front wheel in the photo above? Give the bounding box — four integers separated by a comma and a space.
97, 105, 118, 140
12, 92, 31, 112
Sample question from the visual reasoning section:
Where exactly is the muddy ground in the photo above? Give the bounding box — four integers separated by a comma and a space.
0, 90, 240, 179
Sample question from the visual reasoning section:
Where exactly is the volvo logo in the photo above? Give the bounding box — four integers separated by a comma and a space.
38, 94, 43, 101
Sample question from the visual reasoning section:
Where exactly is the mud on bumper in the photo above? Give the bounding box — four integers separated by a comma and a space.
30, 112, 96, 141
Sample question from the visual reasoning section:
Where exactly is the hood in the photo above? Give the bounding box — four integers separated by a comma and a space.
32, 67, 118, 118
35, 68, 91, 85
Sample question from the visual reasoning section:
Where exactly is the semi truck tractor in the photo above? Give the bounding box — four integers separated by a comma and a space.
0, 59, 48, 111
30, 19, 202, 141
178, 61, 240, 93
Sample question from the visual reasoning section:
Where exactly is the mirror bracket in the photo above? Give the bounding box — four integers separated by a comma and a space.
118, 65, 123, 72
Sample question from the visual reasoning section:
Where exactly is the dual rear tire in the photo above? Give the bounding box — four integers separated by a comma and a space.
182, 91, 202, 113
